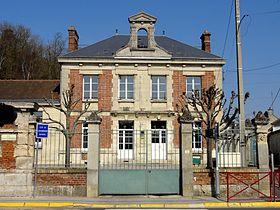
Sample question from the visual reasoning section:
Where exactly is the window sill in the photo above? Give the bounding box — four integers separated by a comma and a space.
150, 99, 167, 103
192, 149, 203, 153
81, 149, 88, 153
83, 99, 98, 103
118, 99, 134, 103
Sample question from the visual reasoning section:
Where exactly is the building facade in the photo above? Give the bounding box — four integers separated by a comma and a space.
58, 12, 225, 169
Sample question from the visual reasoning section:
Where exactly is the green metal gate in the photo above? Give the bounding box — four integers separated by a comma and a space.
99, 129, 180, 195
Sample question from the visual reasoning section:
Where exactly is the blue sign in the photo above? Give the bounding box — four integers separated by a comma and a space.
36, 123, 49, 138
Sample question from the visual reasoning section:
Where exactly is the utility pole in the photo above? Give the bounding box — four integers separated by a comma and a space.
235, 0, 246, 167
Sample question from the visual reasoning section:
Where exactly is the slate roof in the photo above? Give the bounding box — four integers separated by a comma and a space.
61, 35, 223, 60
272, 118, 280, 126
0, 80, 60, 103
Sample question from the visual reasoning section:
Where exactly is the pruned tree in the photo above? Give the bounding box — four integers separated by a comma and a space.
37, 85, 94, 167
179, 85, 249, 168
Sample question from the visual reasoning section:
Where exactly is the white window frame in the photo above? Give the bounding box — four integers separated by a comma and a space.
83, 75, 98, 100
118, 121, 134, 159
82, 122, 88, 151
35, 138, 42, 149
186, 76, 201, 98
118, 75, 134, 100
151, 76, 166, 100
192, 122, 202, 152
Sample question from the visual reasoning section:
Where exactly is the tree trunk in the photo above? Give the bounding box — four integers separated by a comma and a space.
207, 137, 213, 169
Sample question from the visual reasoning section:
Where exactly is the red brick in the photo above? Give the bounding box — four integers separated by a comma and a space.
37, 173, 86, 186
69, 116, 82, 148
202, 71, 215, 90
69, 69, 83, 110
100, 116, 112, 148
98, 70, 113, 112
172, 71, 186, 147
0, 141, 16, 170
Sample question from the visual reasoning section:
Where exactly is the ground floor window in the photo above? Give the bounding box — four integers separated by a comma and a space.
118, 121, 134, 150
151, 121, 166, 143
192, 122, 202, 152
82, 122, 88, 150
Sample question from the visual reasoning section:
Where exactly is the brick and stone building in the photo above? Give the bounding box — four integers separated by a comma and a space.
58, 12, 225, 168
56, 12, 228, 196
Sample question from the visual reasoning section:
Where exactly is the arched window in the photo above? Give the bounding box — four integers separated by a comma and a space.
137, 28, 148, 48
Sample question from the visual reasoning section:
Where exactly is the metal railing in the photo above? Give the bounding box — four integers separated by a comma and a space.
218, 128, 257, 168
34, 129, 87, 168
99, 130, 180, 170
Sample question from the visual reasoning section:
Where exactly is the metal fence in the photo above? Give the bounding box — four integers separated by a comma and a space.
218, 127, 257, 168
34, 129, 87, 168
33, 126, 257, 169
100, 130, 180, 170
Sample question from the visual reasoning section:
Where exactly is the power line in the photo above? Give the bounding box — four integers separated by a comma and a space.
250, 10, 280, 16
222, 0, 234, 57
219, 0, 234, 84
226, 61, 280, 72
271, 87, 280, 108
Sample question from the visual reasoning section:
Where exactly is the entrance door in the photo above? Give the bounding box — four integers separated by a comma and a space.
118, 121, 134, 159
151, 121, 167, 160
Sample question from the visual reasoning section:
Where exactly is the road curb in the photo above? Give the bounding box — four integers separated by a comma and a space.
0, 201, 280, 208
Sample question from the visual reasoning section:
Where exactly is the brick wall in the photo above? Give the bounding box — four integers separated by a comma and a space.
69, 116, 82, 148
69, 69, 83, 110
0, 140, 16, 170
98, 70, 113, 112
202, 71, 215, 90
37, 172, 86, 186
172, 71, 186, 147
100, 116, 112, 148
36, 168, 87, 196
68, 70, 84, 148
201, 72, 215, 150
172, 71, 186, 111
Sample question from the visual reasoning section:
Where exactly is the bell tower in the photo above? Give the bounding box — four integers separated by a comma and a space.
128, 12, 157, 50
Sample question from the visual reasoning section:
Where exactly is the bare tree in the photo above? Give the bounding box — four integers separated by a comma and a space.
44, 33, 65, 79
37, 85, 94, 167
0, 22, 65, 80
179, 85, 249, 168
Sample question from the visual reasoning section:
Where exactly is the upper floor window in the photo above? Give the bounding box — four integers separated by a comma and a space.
151, 76, 166, 100
83, 75, 98, 100
186, 76, 201, 98
119, 75, 134, 100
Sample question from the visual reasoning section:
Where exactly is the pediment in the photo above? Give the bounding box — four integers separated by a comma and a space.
129, 12, 157, 23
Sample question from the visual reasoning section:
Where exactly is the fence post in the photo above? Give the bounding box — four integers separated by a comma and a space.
86, 113, 101, 197
253, 115, 270, 197
179, 110, 194, 197
271, 154, 275, 202
215, 123, 220, 198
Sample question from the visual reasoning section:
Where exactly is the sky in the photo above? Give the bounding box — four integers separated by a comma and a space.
1, 0, 280, 118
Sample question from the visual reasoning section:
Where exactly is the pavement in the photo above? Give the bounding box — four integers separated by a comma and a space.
0, 196, 279, 208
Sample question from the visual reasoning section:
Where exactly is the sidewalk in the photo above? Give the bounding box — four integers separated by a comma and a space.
0, 195, 279, 208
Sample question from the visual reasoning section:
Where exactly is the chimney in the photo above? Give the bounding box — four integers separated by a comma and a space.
68, 26, 79, 52
200, 30, 211, 53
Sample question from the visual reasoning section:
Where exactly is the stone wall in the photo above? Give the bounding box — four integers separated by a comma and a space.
0, 110, 35, 197
36, 168, 87, 196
